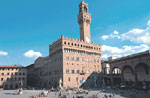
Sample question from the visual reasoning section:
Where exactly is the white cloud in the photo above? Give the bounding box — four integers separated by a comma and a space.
147, 20, 150, 26
121, 27, 150, 44
0, 51, 8, 56
113, 30, 119, 35
101, 20, 150, 44
102, 44, 149, 59
101, 30, 120, 40
24, 50, 42, 59
101, 35, 109, 40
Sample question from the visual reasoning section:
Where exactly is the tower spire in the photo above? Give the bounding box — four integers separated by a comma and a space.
78, 1, 91, 43
81, 0, 85, 3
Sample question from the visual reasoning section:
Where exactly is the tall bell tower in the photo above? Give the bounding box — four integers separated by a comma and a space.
78, 0, 91, 43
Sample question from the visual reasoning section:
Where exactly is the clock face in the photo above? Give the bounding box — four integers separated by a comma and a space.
86, 37, 90, 43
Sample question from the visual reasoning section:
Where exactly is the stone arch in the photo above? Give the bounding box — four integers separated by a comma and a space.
135, 62, 150, 82
111, 67, 121, 74
111, 67, 122, 86
136, 63, 149, 74
123, 65, 134, 81
123, 65, 134, 74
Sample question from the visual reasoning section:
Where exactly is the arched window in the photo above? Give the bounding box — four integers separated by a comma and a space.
84, 6, 87, 12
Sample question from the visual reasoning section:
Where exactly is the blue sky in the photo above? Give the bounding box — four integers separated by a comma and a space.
0, 0, 150, 66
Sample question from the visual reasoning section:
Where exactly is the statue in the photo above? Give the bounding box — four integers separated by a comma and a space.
59, 78, 63, 90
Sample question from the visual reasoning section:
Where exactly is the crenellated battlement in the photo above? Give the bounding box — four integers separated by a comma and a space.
60, 35, 101, 46
49, 35, 101, 56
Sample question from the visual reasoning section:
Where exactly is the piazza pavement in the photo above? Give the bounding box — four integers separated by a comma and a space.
0, 88, 150, 98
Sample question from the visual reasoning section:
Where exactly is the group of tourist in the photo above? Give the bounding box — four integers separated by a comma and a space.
17, 88, 23, 95
20, 85, 149, 98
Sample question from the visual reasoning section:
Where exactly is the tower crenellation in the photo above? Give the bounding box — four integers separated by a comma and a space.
78, 0, 91, 43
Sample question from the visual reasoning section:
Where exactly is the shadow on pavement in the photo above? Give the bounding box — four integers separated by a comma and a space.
100, 88, 150, 98
4, 93, 18, 95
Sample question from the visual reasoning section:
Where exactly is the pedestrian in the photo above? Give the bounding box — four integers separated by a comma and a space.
109, 94, 112, 98
112, 94, 115, 98
104, 94, 107, 98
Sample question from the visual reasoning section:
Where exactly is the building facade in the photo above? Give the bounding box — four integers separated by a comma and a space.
0, 65, 27, 90
26, 64, 35, 87
29, 0, 102, 89
42, 35, 102, 89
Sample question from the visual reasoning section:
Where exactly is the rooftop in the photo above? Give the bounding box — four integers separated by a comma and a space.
0, 65, 23, 68
110, 50, 150, 63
